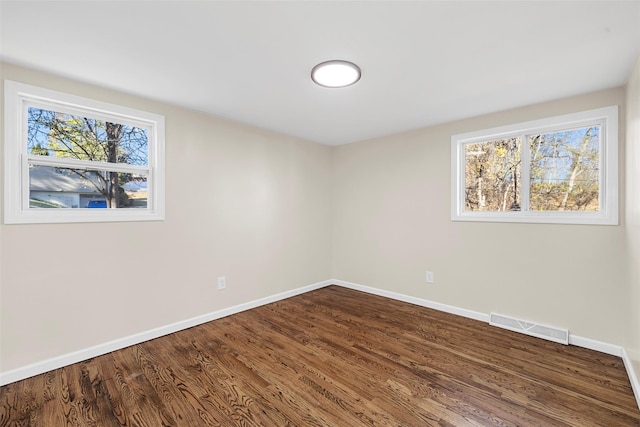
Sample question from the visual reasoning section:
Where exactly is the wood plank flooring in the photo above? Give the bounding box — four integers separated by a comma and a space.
1, 285, 639, 426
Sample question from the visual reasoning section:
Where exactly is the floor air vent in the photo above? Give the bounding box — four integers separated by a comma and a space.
489, 313, 569, 345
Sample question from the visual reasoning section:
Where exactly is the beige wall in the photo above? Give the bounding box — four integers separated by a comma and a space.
625, 55, 640, 389
333, 87, 630, 346
0, 63, 333, 371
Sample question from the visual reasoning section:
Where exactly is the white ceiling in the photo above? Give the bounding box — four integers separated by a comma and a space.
1, 1, 639, 146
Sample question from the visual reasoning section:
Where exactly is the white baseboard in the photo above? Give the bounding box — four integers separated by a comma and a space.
2, 277, 639, 412
568, 334, 623, 356
333, 279, 489, 322
0, 279, 333, 386
622, 348, 640, 410
333, 279, 625, 354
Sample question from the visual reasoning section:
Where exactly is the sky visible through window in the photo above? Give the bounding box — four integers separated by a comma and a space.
27, 106, 148, 166
529, 126, 599, 211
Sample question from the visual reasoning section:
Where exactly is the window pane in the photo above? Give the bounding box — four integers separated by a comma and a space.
27, 107, 148, 166
464, 138, 521, 212
29, 164, 147, 209
529, 126, 600, 211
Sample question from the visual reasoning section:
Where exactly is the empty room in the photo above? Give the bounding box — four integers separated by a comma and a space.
1, 1, 640, 425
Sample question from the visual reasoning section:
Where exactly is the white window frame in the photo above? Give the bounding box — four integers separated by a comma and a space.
4, 80, 165, 224
451, 106, 618, 225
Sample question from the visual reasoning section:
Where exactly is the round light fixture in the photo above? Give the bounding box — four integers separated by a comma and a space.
311, 60, 361, 88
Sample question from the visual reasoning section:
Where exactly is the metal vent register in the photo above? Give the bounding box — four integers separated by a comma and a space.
489, 313, 569, 345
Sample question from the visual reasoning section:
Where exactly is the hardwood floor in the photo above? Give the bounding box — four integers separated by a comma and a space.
1, 285, 639, 426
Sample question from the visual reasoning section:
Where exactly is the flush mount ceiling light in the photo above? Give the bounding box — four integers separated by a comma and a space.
311, 60, 361, 88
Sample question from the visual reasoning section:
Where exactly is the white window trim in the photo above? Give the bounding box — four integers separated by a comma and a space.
4, 80, 165, 224
451, 106, 618, 225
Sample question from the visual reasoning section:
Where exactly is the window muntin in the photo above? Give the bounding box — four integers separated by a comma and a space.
4, 80, 165, 224
451, 106, 618, 225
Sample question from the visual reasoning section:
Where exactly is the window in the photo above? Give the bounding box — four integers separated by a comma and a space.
451, 106, 618, 225
4, 80, 165, 224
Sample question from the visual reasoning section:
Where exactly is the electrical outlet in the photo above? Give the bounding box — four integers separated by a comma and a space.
425, 271, 434, 284
217, 276, 226, 290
